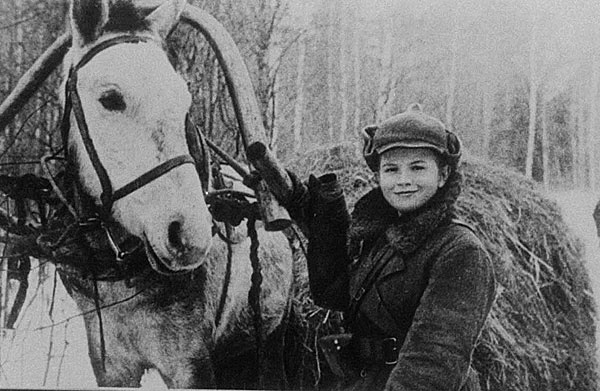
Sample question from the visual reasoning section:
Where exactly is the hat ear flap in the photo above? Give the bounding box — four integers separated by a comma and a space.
361, 125, 379, 171
361, 125, 378, 140
446, 130, 462, 164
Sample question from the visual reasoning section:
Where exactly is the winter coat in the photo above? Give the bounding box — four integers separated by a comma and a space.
294, 169, 496, 391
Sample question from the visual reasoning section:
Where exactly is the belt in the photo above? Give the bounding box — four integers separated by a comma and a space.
352, 336, 400, 365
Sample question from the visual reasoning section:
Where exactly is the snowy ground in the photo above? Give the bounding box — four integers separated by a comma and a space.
549, 189, 600, 363
0, 190, 599, 389
0, 264, 96, 388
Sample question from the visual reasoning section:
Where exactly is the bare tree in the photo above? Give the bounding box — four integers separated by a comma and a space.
352, 17, 362, 134
292, 34, 306, 152
525, 11, 538, 179
481, 81, 494, 159
445, 7, 459, 128
375, 16, 394, 122
541, 101, 549, 189
339, 3, 350, 142
587, 55, 599, 190
326, 1, 337, 141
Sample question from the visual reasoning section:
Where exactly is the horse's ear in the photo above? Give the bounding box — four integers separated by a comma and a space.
70, 0, 109, 46
145, 0, 185, 40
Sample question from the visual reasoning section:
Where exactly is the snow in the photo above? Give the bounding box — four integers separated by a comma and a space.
0, 264, 96, 388
549, 189, 600, 364
0, 189, 598, 389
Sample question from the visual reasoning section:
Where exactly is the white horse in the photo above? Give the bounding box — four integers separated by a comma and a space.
59, 0, 293, 387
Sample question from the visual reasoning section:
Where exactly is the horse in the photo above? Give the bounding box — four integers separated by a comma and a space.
54, 0, 294, 387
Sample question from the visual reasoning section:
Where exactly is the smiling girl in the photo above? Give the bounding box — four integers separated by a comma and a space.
271, 104, 496, 391
378, 147, 448, 214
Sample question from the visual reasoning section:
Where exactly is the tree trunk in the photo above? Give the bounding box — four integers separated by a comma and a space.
5, 1, 25, 143
255, 2, 272, 132
326, 2, 336, 141
575, 85, 586, 187
0, 1, 10, 151
0, 244, 6, 329
339, 5, 349, 142
376, 18, 393, 122
0, 0, 23, 330
292, 35, 306, 153
446, 8, 459, 128
571, 130, 579, 187
481, 82, 493, 159
588, 56, 599, 190
525, 16, 538, 179
353, 19, 361, 134
541, 101, 550, 189
14, 2, 24, 134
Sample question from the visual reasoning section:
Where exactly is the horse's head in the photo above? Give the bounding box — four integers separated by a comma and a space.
65, 0, 213, 273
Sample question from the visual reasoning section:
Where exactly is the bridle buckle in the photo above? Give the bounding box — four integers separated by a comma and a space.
101, 222, 128, 262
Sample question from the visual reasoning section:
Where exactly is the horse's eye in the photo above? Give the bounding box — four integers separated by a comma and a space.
99, 90, 126, 112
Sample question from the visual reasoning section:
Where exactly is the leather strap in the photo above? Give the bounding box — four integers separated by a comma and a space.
56, 33, 211, 266
64, 35, 197, 216
352, 336, 401, 365
184, 114, 211, 192
68, 70, 114, 213
74, 35, 150, 71
347, 239, 397, 323
112, 154, 195, 202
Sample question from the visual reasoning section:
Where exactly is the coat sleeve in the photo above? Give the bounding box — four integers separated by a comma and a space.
283, 172, 352, 310
385, 230, 496, 391
305, 173, 352, 311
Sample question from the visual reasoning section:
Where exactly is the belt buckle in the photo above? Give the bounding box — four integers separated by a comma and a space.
382, 337, 398, 365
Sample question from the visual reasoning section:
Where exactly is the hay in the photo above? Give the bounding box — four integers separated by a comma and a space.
283, 143, 597, 390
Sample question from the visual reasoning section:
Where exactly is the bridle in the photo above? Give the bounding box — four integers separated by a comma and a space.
57, 34, 211, 265
51, 31, 267, 378
62, 34, 210, 218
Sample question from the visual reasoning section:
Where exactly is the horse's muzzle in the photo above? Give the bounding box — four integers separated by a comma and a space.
143, 229, 211, 275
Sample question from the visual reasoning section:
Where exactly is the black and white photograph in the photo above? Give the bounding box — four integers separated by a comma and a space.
0, 0, 599, 390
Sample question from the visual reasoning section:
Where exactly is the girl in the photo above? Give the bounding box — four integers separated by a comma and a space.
278, 104, 496, 391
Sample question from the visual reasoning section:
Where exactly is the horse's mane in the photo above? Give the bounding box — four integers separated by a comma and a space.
104, 0, 151, 34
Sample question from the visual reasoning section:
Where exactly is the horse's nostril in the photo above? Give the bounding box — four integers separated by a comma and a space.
168, 220, 184, 252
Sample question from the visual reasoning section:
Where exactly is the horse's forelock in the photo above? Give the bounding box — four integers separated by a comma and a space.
104, 0, 151, 34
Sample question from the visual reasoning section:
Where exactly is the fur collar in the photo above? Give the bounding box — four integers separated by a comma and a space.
348, 169, 462, 255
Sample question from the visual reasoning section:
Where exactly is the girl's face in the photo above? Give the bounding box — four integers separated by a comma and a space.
377, 147, 449, 214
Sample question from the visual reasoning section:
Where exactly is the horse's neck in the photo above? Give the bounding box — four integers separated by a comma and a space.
207, 227, 294, 344
203, 232, 253, 339
62, 225, 293, 346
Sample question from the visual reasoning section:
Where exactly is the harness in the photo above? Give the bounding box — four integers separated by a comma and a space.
64, 36, 203, 218
42, 33, 271, 380
51, 35, 212, 266
43, 35, 216, 270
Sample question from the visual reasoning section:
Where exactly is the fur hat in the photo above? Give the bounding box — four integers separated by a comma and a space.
361, 103, 462, 171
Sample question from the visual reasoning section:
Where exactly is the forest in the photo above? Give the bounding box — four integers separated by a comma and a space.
2, 0, 600, 189
1, 0, 600, 388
